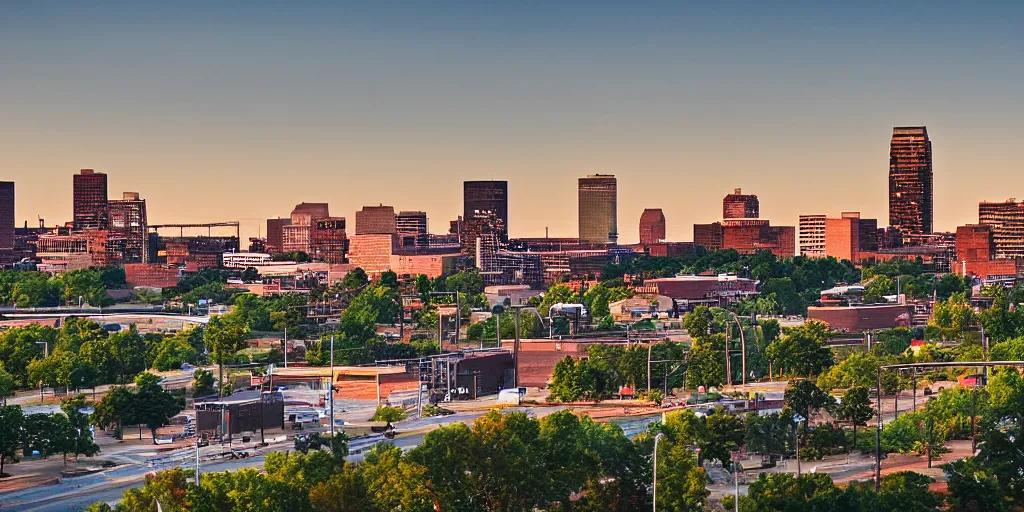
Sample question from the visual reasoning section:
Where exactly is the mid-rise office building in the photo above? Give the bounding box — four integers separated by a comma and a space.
723, 188, 759, 219
282, 202, 329, 254
396, 211, 429, 248
266, 218, 291, 254
355, 204, 397, 235
464, 181, 508, 238
799, 215, 826, 258
311, 217, 348, 264
73, 169, 109, 230
639, 208, 666, 244
889, 127, 933, 237
824, 213, 877, 262
578, 174, 617, 244
693, 219, 795, 258
108, 192, 148, 263
979, 199, 1024, 259
0, 181, 13, 251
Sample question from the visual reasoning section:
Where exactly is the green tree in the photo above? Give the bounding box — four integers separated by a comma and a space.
203, 313, 248, 399
342, 268, 369, 290
944, 457, 1003, 512
650, 434, 710, 511
745, 412, 791, 463
835, 386, 874, 448
91, 386, 135, 439
685, 335, 726, 389
876, 327, 915, 356
683, 306, 714, 338
930, 294, 975, 341
152, 335, 199, 371
118, 467, 196, 512
369, 405, 407, 423
308, 464, 369, 512
549, 356, 596, 402
361, 444, 435, 512
0, 404, 23, 477
133, 373, 185, 443
817, 352, 885, 392
191, 369, 216, 398
766, 321, 834, 377
59, 395, 100, 465
784, 380, 835, 429
539, 284, 578, 317
0, 362, 16, 406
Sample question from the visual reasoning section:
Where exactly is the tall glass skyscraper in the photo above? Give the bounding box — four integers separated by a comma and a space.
889, 126, 933, 236
578, 174, 617, 244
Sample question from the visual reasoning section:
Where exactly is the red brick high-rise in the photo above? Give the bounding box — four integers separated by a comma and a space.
73, 169, 108, 230
266, 217, 291, 253
639, 208, 666, 244
889, 127, 933, 237
723, 188, 759, 219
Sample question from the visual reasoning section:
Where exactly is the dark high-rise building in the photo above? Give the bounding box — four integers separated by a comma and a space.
266, 218, 291, 253
889, 126, 933, 236
311, 217, 348, 264
355, 204, 397, 235
578, 174, 617, 244
463, 181, 508, 238
108, 192, 148, 263
73, 169, 109, 230
639, 208, 666, 244
0, 181, 13, 250
979, 199, 1024, 259
396, 211, 429, 248
723, 188, 759, 219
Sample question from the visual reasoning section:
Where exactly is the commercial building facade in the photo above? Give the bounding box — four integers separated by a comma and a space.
396, 211, 428, 248
266, 218, 291, 254
723, 188, 759, 219
799, 215, 826, 258
0, 181, 12, 251
638, 208, 666, 244
355, 204, 397, 236
578, 174, 617, 244
108, 192, 148, 263
463, 181, 508, 237
73, 169, 109, 230
282, 203, 329, 254
310, 217, 348, 264
979, 199, 1024, 259
889, 126, 933, 237
693, 220, 795, 258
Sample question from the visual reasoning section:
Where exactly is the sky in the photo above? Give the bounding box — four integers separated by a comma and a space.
2, 2, 1024, 244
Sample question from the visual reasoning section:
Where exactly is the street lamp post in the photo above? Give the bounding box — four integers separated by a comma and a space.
653, 432, 665, 511
35, 341, 48, 402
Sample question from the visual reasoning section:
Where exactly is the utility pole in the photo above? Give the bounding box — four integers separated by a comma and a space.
875, 368, 882, 491
725, 323, 732, 387
653, 433, 665, 512
329, 333, 335, 437
513, 306, 522, 388
494, 313, 500, 351
647, 343, 653, 392
283, 327, 288, 368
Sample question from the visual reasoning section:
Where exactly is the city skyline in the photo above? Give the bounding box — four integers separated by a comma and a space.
5, 3, 1024, 242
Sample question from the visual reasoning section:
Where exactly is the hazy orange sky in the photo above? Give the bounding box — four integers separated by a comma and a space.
3, 3, 1024, 244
